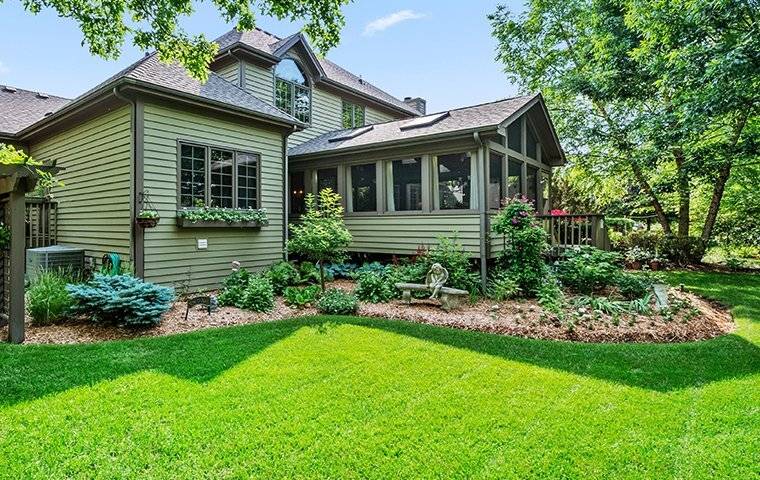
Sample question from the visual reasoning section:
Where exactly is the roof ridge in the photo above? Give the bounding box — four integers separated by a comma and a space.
207, 69, 301, 124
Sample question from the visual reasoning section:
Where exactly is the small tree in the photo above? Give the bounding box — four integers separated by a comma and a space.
288, 188, 352, 291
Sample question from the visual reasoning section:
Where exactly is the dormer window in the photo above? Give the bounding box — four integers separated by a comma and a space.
274, 58, 311, 124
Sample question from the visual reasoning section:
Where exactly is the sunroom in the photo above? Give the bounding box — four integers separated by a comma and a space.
287, 94, 577, 266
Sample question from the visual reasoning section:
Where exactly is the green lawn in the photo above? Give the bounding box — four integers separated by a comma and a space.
1, 272, 758, 479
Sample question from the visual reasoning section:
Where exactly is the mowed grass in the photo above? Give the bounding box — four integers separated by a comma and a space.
0, 273, 758, 479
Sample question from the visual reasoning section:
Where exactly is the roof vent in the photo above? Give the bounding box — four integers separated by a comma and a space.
44, 111, 54, 117
2, 86, 17, 93
399, 111, 449, 131
37, 92, 49, 99
358, 76, 364, 85
328, 125, 373, 143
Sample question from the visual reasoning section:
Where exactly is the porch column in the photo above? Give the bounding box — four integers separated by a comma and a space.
8, 189, 25, 344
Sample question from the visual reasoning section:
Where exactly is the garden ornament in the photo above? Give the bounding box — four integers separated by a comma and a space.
231, 260, 241, 272
425, 263, 449, 300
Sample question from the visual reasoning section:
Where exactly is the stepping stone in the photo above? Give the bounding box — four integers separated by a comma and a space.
653, 283, 669, 310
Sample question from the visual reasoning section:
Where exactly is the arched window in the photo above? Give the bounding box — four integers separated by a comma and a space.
274, 59, 311, 123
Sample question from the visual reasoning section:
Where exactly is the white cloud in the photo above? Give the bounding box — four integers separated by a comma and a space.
0, 61, 9, 76
363, 10, 426, 36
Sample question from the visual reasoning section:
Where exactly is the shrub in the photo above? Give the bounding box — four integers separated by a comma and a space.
353, 261, 390, 278
386, 262, 429, 299
324, 262, 358, 279
67, 274, 174, 327
492, 197, 549, 296
298, 261, 331, 284
614, 272, 652, 300
610, 229, 662, 253
657, 235, 706, 266
217, 268, 251, 307
266, 261, 300, 294
555, 246, 623, 294
316, 288, 358, 315
537, 276, 566, 316
424, 236, 481, 295
26, 270, 74, 324
239, 275, 275, 312
283, 284, 321, 309
487, 270, 520, 301
355, 271, 395, 303
288, 189, 352, 290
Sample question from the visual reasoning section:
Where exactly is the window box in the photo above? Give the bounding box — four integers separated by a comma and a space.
175, 216, 268, 229
175, 207, 269, 228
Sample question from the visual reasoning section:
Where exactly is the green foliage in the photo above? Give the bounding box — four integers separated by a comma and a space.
423, 236, 481, 296
288, 189, 352, 289
265, 261, 300, 295
0, 143, 61, 191
614, 273, 653, 300
537, 276, 566, 316
355, 271, 395, 304
283, 285, 321, 309
492, 197, 549, 296
177, 205, 268, 224
14, 1, 350, 81
556, 247, 623, 294
238, 275, 275, 312
298, 261, 327, 284
26, 270, 74, 324
611, 229, 663, 254
217, 268, 251, 307
66, 274, 174, 327
324, 262, 358, 279
352, 261, 390, 278
137, 210, 159, 219
316, 288, 358, 315
487, 269, 520, 301
657, 235, 707, 266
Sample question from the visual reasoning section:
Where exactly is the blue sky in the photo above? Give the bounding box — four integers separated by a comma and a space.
0, 0, 526, 112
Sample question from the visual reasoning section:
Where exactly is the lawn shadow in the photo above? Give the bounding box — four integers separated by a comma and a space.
2, 313, 758, 407
336, 316, 760, 393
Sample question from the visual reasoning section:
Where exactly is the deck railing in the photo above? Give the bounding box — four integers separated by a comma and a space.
25, 197, 58, 249
536, 214, 610, 254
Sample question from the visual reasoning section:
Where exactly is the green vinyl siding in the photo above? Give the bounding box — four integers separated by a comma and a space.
344, 214, 482, 256
141, 103, 285, 290
243, 61, 274, 103
215, 62, 239, 85
29, 106, 132, 262
240, 60, 407, 147
365, 107, 395, 125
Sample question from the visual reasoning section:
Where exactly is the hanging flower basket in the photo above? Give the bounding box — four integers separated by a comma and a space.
136, 210, 160, 229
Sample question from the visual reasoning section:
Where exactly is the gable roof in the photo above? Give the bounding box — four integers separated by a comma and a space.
0, 86, 71, 137
14, 52, 302, 139
214, 28, 420, 116
288, 94, 566, 165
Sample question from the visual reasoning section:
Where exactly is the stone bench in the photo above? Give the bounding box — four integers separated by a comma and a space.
394, 283, 469, 311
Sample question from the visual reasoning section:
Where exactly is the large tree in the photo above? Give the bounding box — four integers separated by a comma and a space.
14, 0, 351, 80
489, 0, 758, 248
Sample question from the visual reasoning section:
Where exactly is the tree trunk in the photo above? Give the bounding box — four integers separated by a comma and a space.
674, 148, 690, 237
319, 262, 326, 292
701, 112, 749, 243
629, 161, 672, 234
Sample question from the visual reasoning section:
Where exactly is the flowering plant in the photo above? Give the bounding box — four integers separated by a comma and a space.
0, 222, 10, 250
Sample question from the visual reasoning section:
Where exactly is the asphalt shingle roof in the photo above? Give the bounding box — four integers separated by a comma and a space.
214, 28, 420, 116
288, 95, 537, 158
0, 86, 70, 136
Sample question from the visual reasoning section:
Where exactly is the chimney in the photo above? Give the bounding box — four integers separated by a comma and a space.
403, 96, 426, 115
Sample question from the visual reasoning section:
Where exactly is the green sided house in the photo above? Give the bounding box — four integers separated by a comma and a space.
0, 28, 569, 290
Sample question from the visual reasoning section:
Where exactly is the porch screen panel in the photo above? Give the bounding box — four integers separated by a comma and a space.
290, 171, 306, 215
507, 121, 522, 152
350, 163, 377, 212
489, 152, 504, 209
526, 165, 538, 206
387, 158, 422, 211
526, 124, 538, 159
236, 153, 258, 209
210, 148, 234, 208
317, 168, 338, 194
180, 144, 206, 207
540, 170, 551, 213
507, 157, 522, 197
437, 153, 471, 210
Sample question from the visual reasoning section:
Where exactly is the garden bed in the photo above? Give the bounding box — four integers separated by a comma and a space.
4, 280, 733, 345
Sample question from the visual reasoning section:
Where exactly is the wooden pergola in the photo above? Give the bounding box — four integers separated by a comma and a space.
0, 164, 56, 343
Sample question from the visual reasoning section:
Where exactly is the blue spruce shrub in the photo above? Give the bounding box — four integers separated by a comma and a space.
66, 274, 175, 327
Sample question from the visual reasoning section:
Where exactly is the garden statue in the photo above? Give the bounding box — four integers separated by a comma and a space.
426, 263, 449, 300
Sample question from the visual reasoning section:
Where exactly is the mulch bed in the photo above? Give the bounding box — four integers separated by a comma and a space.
3, 280, 733, 345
